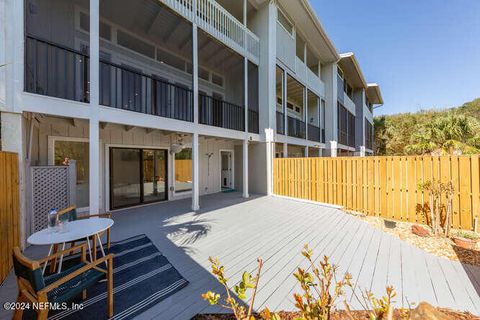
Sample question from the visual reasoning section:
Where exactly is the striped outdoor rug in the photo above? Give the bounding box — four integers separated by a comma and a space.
42, 234, 188, 320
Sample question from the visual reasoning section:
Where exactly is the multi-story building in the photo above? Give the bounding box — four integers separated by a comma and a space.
0, 0, 382, 244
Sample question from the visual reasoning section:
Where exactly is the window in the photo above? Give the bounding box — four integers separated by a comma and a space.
296, 35, 305, 62
365, 120, 374, 150
79, 12, 112, 41
175, 148, 192, 193
276, 66, 284, 111
277, 9, 293, 35
156, 47, 186, 71
199, 67, 210, 81
337, 102, 355, 148
53, 140, 89, 208
211, 73, 224, 87
117, 30, 155, 59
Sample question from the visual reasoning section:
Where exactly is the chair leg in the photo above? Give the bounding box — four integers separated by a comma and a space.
37, 308, 49, 320
49, 244, 59, 273
107, 259, 114, 317
107, 228, 111, 249
13, 293, 26, 320
92, 235, 97, 261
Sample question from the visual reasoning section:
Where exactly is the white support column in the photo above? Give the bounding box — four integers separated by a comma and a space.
266, 128, 274, 195
283, 142, 288, 158
283, 71, 288, 136
192, 23, 199, 125
359, 146, 366, 157
242, 139, 249, 198
244, 57, 248, 134
243, 0, 247, 26
89, 0, 100, 214
304, 147, 309, 157
192, 132, 200, 210
329, 141, 338, 158
304, 86, 308, 140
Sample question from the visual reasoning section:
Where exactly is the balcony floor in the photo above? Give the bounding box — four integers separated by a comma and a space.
1, 193, 479, 319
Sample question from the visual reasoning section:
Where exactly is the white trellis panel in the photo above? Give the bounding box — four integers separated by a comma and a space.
30, 162, 76, 234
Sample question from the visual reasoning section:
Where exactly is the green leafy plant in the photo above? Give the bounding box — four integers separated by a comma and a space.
418, 179, 455, 237
454, 230, 479, 240
292, 245, 352, 320
202, 249, 407, 320
202, 257, 279, 320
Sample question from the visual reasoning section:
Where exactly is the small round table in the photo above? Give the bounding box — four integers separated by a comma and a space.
27, 218, 114, 274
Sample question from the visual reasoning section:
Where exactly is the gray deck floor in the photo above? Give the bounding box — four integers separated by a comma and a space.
1, 192, 479, 319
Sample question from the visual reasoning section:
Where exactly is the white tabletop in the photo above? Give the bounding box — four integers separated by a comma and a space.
27, 218, 114, 246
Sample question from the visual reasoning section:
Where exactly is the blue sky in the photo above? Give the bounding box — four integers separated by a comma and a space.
311, 0, 480, 115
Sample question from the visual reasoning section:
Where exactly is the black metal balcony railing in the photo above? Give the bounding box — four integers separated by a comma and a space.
276, 111, 284, 135
248, 110, 259, 134
99, 60, 193, 122
199, 93, 245, 131
25, 36, 253, 132
308, 124, 321, 142
287, 116, 306, 139
25, 36, 90, 103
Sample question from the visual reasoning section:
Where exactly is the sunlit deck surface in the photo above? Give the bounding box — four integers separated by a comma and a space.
1, 192, 479, 319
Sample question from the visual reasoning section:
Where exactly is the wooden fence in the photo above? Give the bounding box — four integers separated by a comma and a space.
0, 151, 20, 283
273, 156, 480, 231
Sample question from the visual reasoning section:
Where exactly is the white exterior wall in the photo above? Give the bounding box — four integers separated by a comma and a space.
29, 117, 236, 211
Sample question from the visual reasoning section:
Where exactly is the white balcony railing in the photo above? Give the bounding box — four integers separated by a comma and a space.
160, 0, 260, 62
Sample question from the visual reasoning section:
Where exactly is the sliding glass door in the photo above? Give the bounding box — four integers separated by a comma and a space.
110, 148, 167, 210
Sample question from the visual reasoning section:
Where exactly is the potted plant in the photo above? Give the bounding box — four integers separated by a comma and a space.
451, 231, 480, 250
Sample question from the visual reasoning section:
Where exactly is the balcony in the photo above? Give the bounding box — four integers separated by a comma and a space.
276, 111, 284, 135
100, 60, 194, 122
25, 36, 90, 103
161, 0, 260, 61
308, 124, 321, 142
199, 93, 244, 131
25, 36, 252, 132
287, 116, 306, 139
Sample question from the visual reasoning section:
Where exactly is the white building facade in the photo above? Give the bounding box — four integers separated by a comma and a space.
0, 0, 382, 245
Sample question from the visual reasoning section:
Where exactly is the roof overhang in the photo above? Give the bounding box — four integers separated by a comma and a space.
338, 53, 367, 89
277, 0, 339, 63
366, 83, 383, 105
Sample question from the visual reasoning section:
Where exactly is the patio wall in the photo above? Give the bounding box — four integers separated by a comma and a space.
273, 155, 480, 231
0, 151, 20, 283
28, 116, 238, 212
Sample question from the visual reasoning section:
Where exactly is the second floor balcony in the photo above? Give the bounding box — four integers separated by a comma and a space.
24, 0, 259, 134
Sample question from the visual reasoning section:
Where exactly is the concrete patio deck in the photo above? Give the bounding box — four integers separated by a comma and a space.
1, 192, 479, 319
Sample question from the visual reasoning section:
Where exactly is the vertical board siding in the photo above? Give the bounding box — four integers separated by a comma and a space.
0, 151, 20, 283
273, 156, 480, 231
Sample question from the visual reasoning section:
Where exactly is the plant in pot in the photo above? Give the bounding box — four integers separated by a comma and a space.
452, 231, 479, 250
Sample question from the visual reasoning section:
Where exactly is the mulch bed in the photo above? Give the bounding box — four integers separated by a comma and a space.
193, 309, 480, 320
347, 213, 480, 266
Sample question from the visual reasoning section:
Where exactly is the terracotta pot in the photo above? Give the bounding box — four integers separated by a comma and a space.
452, 236, 478, 250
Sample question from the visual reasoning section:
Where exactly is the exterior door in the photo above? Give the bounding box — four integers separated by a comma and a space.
110, 148, 168, 210
142, 149, 168, 203
221, 151, 233, 189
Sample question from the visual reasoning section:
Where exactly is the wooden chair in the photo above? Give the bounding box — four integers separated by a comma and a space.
12, 244, 113, 320
57, 205, 112, 249
49, 206, 112, 272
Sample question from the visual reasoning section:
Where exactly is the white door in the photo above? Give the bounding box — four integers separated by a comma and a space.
221, 151, 233, 189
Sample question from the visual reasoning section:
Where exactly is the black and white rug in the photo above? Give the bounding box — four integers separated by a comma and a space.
43, 234, 189, 320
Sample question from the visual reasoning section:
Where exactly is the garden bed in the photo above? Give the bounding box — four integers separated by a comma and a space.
193, 308, 479, 320
349, 213, 480, 266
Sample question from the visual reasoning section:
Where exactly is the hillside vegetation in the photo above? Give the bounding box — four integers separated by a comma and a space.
374, 98, 480, 156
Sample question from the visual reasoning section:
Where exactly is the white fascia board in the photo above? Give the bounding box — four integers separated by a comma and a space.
22, 93, 91, 119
